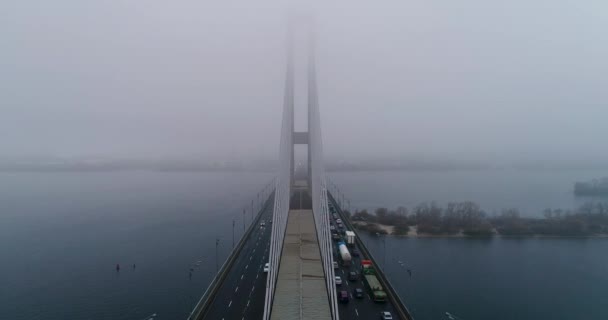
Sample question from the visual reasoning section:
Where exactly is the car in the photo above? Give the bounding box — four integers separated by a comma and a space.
352, 248, 360, 257
335, 276, 342, 285
336, 219, 342, 224
381, 311, 393, 320
333, 261, 339, 269
353, 288, 364, 298
339, 290, 349, 303
263, 263, 269, 273
260, 222, 266, 227
330, 225, 336, 231
348, 271, 358, 281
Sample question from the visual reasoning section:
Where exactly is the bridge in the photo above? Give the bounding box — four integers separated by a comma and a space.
188, 22, 414, 320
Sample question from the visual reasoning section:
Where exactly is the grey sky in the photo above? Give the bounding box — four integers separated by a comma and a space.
2, 0, 607, 165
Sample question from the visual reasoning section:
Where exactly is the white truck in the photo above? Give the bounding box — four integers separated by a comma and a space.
338, 241, 352, 266
345, 231, 356, 246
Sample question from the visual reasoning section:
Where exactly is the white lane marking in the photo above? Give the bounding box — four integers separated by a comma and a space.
366, 294, 371, 300
355, 308, 359, 317
235, 286, 239, 293
245, 264, 249, 269
251, 285, 255, 292
350, 293, 354, 300
256, 274, 259, 279
228, 300, 232, 307
250, 256, 253, 260
241, 274, 244, 280
247, 300, 250, 307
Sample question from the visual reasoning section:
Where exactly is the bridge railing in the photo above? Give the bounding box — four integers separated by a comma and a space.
187, 191, 275, 320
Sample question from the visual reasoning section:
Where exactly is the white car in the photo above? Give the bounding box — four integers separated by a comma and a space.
260, 222, 266, 227
264, 263, 269, 273
336, 219, 342, 224
335, 276, 342, 285
381, 311, 393, 320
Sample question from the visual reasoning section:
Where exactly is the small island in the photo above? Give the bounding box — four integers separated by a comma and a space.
346, 201, 608, 237
574, 178, 608, 196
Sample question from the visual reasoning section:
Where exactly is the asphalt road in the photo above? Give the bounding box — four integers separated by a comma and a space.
201, 199, 274, 320
329, 196, 403, 320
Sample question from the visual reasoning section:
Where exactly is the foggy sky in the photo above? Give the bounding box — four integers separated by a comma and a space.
2, 0, 607, 165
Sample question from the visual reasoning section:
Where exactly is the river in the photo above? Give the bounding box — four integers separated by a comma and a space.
0, 169, 606, 319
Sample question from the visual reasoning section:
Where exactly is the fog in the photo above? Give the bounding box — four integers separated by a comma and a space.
2, 0, 607, 167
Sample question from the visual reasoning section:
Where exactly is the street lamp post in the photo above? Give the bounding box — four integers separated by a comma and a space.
242, 209, 246, 233
375, 232, 386, 266
382, 234, 386, 266
215, 238, 220, 273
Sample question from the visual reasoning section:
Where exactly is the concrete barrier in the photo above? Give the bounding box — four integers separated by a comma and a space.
328, 193, 414, 320
187, 192, 275, 320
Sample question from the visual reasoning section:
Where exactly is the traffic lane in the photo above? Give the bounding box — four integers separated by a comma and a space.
329, 205, 401, 320
241, 239, 270, 319
335, 247, 400, 320
219, 227, 269, 320
233, 221, 271, 319
202, 205, 273, 320
218, 211, 272, 320
206, 211, 271, 320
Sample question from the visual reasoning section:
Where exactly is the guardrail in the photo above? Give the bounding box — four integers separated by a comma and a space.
328, 192, 414, 320
187, 191, 275, 320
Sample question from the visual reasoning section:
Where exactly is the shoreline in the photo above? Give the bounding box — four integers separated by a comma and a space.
352, 221, 608, 239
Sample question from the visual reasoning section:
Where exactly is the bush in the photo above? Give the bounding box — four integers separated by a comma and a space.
393, 223, 410, 236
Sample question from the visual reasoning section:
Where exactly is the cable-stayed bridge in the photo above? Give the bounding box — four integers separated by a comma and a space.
188, 22, 413, 320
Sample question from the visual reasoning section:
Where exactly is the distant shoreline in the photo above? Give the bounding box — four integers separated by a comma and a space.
350, 201, 608, 238
355, 221, 608, 239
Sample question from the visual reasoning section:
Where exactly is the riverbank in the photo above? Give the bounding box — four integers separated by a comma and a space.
352, 220, 608, 238
348, 201, 608, 238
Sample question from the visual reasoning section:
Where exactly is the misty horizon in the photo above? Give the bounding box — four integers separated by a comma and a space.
3, 0, 607, 167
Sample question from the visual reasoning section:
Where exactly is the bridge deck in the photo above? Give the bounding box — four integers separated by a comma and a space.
196, 195, 274, 320
271, 200, 331, 319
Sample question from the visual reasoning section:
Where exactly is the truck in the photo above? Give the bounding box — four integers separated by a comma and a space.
345, 231, 356, 246
361, 260, 387, 302
337, 241, 352, 266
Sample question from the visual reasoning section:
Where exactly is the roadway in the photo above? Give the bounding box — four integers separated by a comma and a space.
328, 196, 403, 320
201, 197, 274, 320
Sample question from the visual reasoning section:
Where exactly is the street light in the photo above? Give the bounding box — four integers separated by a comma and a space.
375, 232, 386, 266
215, 238, 220, 273
242, 209, 246, 233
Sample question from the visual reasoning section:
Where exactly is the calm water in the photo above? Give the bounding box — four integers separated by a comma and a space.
1, 169, 607, 320
0, 171, 274, 320
332, 170, 608, 320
